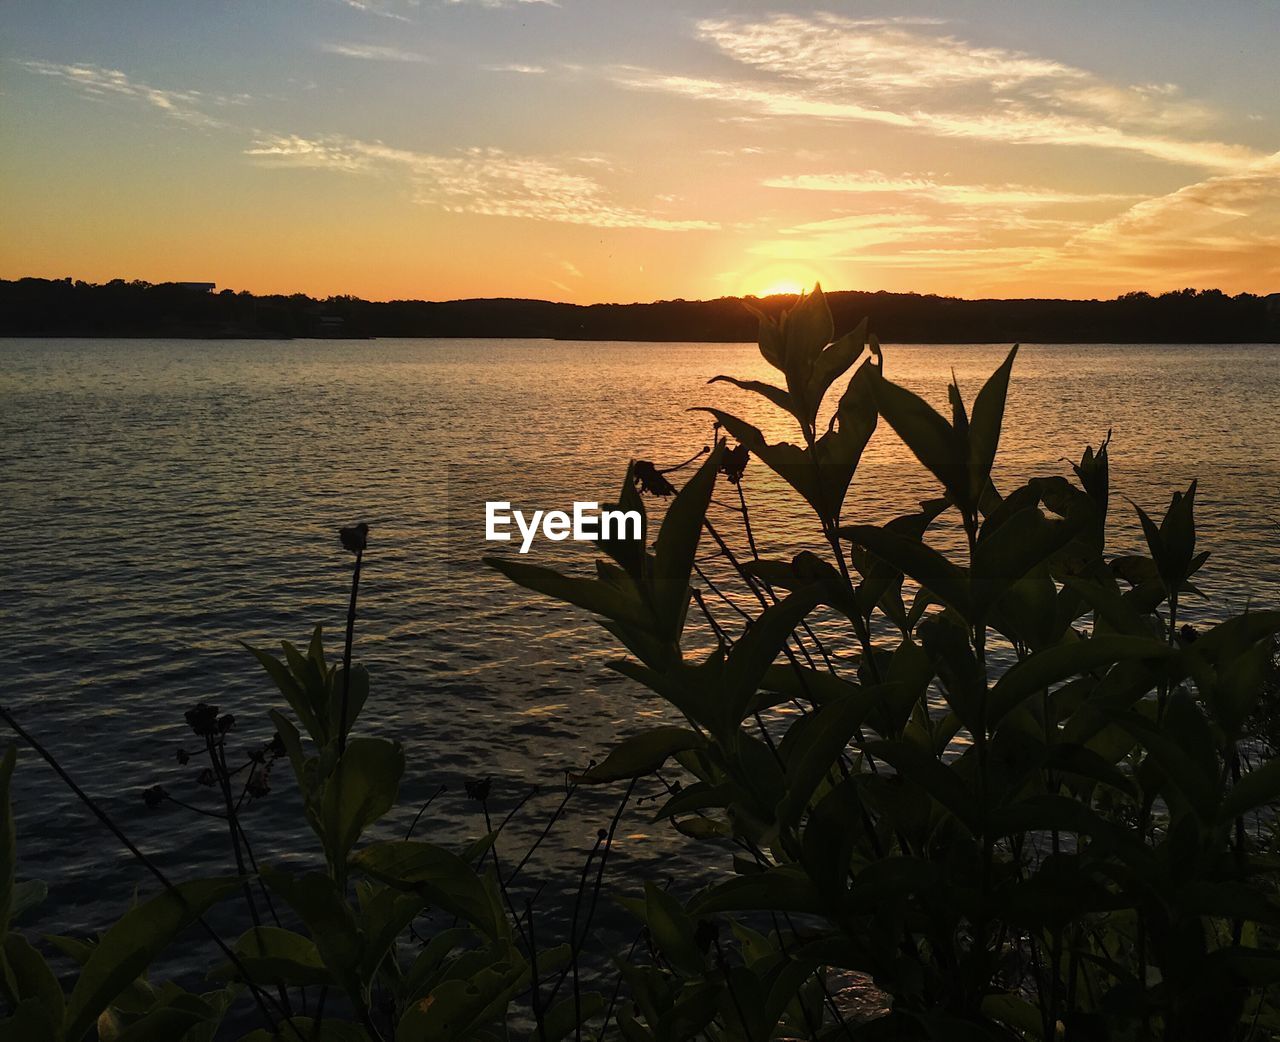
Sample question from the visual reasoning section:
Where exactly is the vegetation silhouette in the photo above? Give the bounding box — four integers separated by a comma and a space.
1, 533, 630, 1042
2, 287, 1279, 1040
4, 277, 1279, 343
491, 285, 1280, 1040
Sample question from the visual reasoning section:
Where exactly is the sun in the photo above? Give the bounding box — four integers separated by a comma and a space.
741, 265, 827, 299
754, 279, 806, 298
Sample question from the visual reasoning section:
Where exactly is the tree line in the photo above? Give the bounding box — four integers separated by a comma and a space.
3, 277, 1278, 342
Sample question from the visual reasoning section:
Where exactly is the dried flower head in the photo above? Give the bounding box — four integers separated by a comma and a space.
246, 766, 271, 799
143, 785, 167, 809
632, 461, 675, 497
464, 777, 492, 803
340, 522, 370, 554
720, 443, 750, 485
184, 703, 220, 737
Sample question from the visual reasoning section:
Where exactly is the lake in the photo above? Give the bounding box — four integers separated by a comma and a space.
2, 337, 1279, 968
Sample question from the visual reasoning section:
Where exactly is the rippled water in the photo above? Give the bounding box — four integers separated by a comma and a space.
2, 337, 1279, 979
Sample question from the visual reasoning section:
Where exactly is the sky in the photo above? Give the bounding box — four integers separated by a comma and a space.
2, 1, 1279, 303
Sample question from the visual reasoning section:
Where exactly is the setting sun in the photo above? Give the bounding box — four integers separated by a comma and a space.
752, 279, 806, 298
743, 263, 829, 299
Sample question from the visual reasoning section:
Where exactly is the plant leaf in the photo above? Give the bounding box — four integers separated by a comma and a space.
987, 635, 1172, 726
207, 926, 330, 987
0, 746, 14, 938
64, 876, 241, 1042
966, 345, 1018, 500
708, 375, 796, 417
651, 443, 723, 637
351, 842, 502, 940
579, 727, 705, 783
721, 588, 821, 733
321, 737, 405, 868
1, 933, 64, 1028
842, 524, 972, 621
1223, 759, 1280, 820
869, 368, 967, 506
484, 558, 652, 630
643, 881, 704, 975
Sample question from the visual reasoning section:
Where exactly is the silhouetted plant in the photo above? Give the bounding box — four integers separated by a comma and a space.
0, 526, 618, 1042
490, 285, 1280, 1041
4, 286, 1279, 1041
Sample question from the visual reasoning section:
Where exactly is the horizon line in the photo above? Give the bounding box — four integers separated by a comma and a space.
7, 275, 1279, 309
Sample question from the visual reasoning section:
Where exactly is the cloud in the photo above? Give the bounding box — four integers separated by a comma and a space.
749, 156, 1280, 290
764, 172, 1137, 207
610, 15, 1261, 171
242, 133, 373, 172
445, 0, 557, 6
698, 15, 1080, 96
755, 212, 957, 258
748, 183, 1106, 265
320, 42, 432, 62
482, 63, 546, 75
1039, 152, 1280, 285
860, 245, 1060, 270
333, 0, 413, 22
1071, 153, 1280, 240
815, 155, 1280, 288
20, 55, 692, 234
245, 134, 717, 230
15, 60, 242, 127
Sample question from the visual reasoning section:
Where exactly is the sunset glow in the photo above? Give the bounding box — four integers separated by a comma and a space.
2, 2, 1277, 302
752, 281, 806, 299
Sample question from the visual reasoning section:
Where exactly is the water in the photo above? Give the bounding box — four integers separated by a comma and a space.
2, 337, 1279, 982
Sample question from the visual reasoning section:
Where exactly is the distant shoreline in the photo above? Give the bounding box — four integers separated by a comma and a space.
8, 335, 1280, 347
4, 277, 1279, 344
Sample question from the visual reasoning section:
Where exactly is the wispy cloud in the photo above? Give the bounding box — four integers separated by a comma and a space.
15, 60, 243, 127
1039, 152, 1280, 285
243, 133, 371, 172
19, 55, 692, 234
764, 172, 1137, 207
794, 156, 1280, 288
611, 15, 1260, 172
245, 134, 716, 230
698, 15, 1079, 96
445, 0, 557, 7
748, 186, 1105, 265
859, 245, 1058, 271
754, 212, 957, 259
332, 0, 413, 22
482, 63, 546, 75
320, 42, 432, 62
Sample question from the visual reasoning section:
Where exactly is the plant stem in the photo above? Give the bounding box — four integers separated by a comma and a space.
526, 898, 548, 1042
0, 705, 302, 1039
339, 547, 363, 756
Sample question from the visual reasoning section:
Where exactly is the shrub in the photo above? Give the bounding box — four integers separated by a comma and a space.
490, 285, 1280, 1041
0, 530, 609, 1041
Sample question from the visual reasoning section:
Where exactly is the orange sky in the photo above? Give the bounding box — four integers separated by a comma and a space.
2, 2, 1278, 302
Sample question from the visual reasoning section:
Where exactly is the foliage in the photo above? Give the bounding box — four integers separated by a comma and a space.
4, 283, 1280, 1041
1, 567, 604, 1040
490, 285, 1280, 1040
